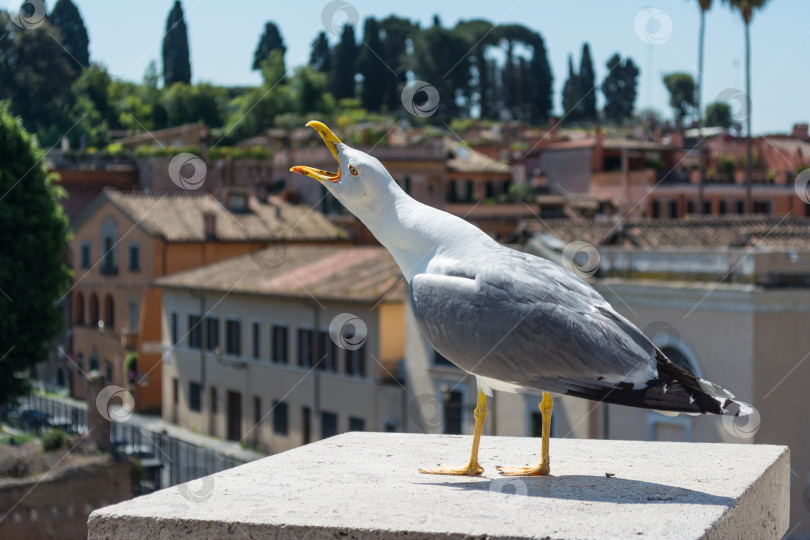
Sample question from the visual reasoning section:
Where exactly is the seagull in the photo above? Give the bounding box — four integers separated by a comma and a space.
291, 121, 753, 477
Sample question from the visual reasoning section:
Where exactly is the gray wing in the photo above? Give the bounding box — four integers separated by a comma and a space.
410, 249, 659, 390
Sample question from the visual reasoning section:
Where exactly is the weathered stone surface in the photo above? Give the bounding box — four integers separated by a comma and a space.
88, 433, 790, 539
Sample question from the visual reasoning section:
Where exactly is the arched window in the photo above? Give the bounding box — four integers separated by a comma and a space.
75, 292, 85, 326
88, 293, 99, 326
103, 294, 115, 330
101, 217, 117, 274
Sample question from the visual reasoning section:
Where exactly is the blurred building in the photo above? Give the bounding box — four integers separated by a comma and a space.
66, 188, 347, 413
154, 245, 405, 453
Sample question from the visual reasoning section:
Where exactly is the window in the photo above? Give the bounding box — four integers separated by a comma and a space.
101, 218, 117, 275
349, 417, 365, 431
298, 328, 313, 367
273, 400, 288, 435
189, 382, 201, 412
346, 346, 366, 377
80, 242, 90, 268
226, 319, 241, 355
106, 360, 112, 383
272, 325, 288, 364
128, 243, 140, 271
103, 294, 115, 329
128, 299, 138, 331
253, 396, 261, 435
188, 315, 202, 349
318, 330, 337, 371
719, 200, 727, 214
205, 316, 219, 351
251, 322, 260, 360
210, 387, 217, 414
443, 390, 463, 435
321, 411, 338, 439
172, 378, 178, 405
667, 200, 678, 218
170, 312, 178, 345
734, 200, 745, 214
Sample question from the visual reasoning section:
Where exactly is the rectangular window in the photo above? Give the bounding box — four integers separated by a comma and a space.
172, 378, 178, 404
188, 315, 201, 349
128, 243, 140, 271
189, 382, 201, 412
251, 322, 260, 360
170, 312, 178, 345
253, 396, 261, 433
321, 411, 338, 439
318, 330, 337, 371
272, 400, 288, 436
346, 346, 366, 377
272, 325, 288, 364
128, 299, 139, 332
80, 242, 90, 268
443, 391, 463, 435
298, 328, 313, 367
349, 417, 365, 431
210, 386, 217, 414
226, 319, 241, 355
205, 316, 219, 351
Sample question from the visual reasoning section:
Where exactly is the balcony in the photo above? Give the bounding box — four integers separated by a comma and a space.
99, 262, 118, 276
88, 433, 790, 539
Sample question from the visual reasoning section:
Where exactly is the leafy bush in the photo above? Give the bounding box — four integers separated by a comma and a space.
41, 429, 70, 452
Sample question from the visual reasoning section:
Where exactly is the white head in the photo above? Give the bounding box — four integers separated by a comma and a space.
290, 121, 403, 223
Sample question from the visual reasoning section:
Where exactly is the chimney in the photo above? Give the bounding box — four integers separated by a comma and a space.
203, 211, 217, 239
792, 123, 809, 141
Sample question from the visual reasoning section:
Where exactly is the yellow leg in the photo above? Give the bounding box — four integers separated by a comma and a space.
420, 389, 486, 476
497, 392, 553, 476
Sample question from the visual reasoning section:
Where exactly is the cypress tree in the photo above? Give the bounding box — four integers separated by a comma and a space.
528, 34, 553, 123
579, 42, 596, 122
562, 55, 580, 121
357, 17, 385, 111
253, 22, 286, 71
50, 0, 90, 71
162, 0, 191, 85
309, 31, 331, 73
331, 24, 357, 100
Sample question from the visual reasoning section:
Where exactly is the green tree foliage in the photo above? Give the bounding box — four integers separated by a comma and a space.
223, 51, 291, 142
331, 24, 357, 100
357, 18, 386, 112
662, 72, 697, 122
379, 16, 415, 112
162, 0, 191, 85
601, 53, 640, 124
162, 82, 227, 127
454, 19, 498, 119
578, 43, 596, 122
705, 101, 733, 128
0, 14, 76, 145
0, 103, 71, 406
412, 19, 469, 119
253, 22, 286, 72
562, 55, 580, 121
49, 0, 90, 72
527, 34, 553, 123
289, 66, 335, 116
309, 31, 331, 73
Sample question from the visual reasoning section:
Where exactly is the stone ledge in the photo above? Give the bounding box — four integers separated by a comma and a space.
88, 433, 790, 539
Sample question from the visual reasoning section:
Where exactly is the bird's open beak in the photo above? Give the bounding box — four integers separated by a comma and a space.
289, 121, 342, 183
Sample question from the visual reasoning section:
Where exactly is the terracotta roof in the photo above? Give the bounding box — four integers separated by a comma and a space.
92, 189, 347, 242
154, 245, 405, 304
444, 138, 511, 175
527, 216, 810, 249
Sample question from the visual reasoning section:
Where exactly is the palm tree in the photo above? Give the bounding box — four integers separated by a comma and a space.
723, 0, 770, 214
696, 0, 712, 216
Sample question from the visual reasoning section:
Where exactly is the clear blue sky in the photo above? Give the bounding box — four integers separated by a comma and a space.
71, 0, 808, 134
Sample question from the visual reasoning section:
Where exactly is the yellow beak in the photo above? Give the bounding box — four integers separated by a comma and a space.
290, 121, 342, 183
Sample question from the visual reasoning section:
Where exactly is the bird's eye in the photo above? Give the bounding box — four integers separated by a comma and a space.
349, 164, 358, 176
